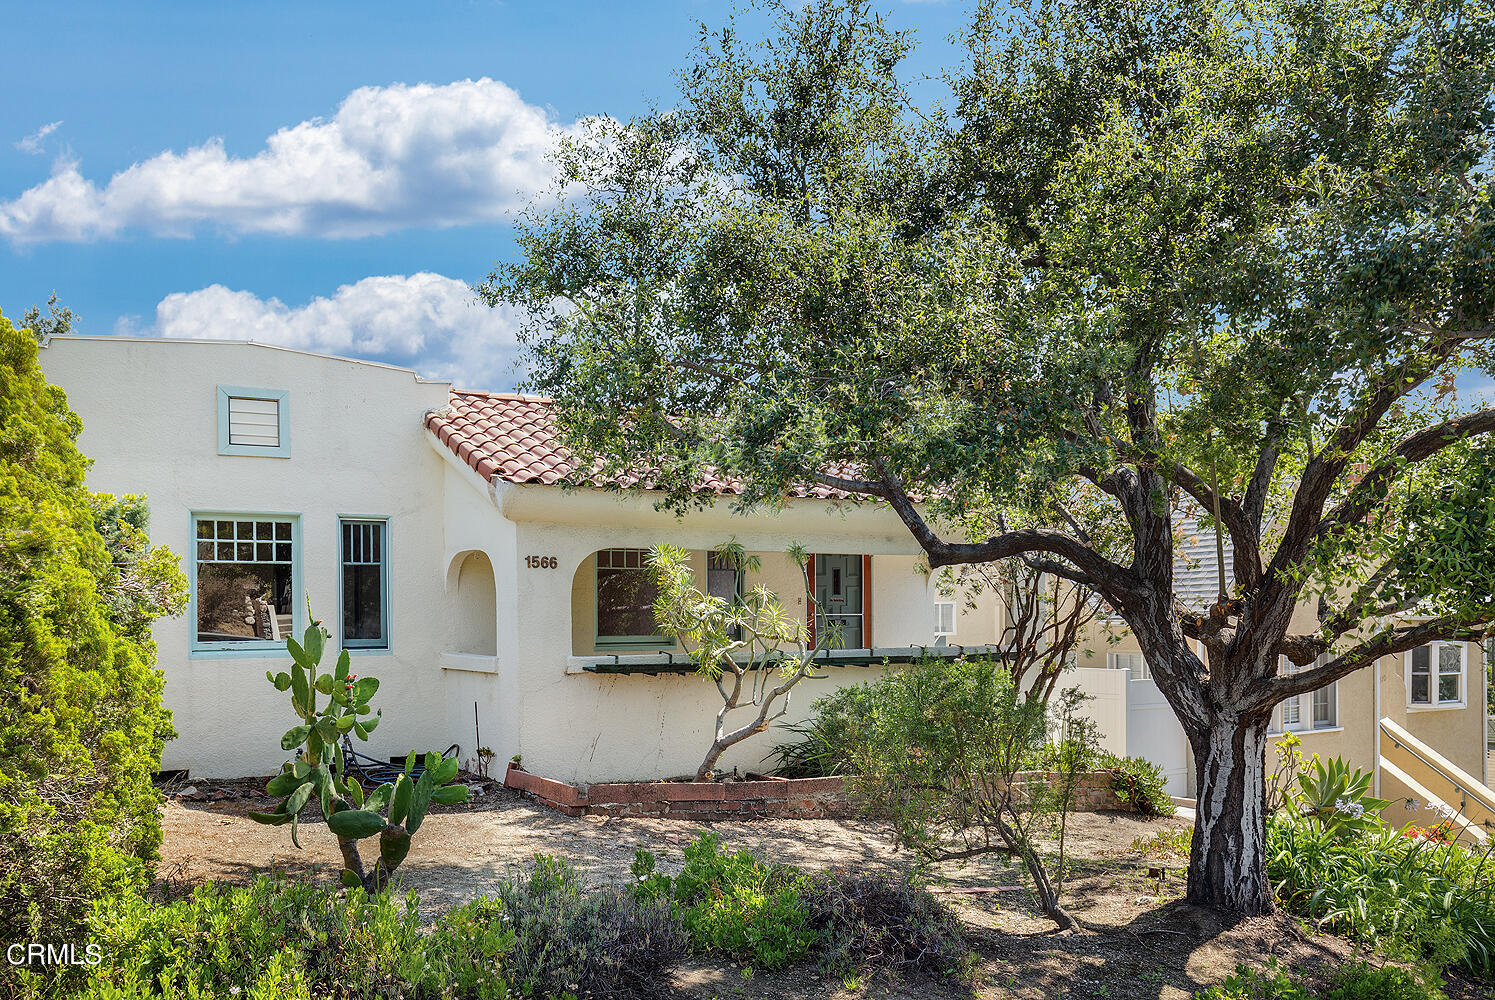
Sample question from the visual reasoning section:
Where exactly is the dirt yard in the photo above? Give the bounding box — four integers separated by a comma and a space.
154, 780, 1474, 1000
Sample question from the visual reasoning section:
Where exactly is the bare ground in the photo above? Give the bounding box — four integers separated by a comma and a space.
154, 779, 1491, 999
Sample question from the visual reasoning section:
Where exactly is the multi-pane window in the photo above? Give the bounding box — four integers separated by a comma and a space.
595, 548, 670, 647
1271, 656, 1337, 731
1107, 651, 1150, 680
341, 519, 388, 649
1408, 642, 1465, 707
194, 516, 295, 646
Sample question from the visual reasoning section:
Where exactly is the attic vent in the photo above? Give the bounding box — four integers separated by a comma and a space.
228, 395, 281, 448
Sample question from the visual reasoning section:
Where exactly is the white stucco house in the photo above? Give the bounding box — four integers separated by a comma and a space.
40, 336, 1010, 782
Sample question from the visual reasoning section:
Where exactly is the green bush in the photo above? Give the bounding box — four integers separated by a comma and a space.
1101, 752, 1177, 817
1194, 961, 1308, 1000
58, 864, 686, 1000
0, 315, 186, 948
1268, 812, 1495, 977
633, 832, 815, 971
764, 682, 874, 778
1319, 962, 1444, 1000
1191, 960, 1445, 1000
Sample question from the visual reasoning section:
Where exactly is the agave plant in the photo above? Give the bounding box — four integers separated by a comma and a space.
1294, 756, 1391, 838
249, 601, 469, 891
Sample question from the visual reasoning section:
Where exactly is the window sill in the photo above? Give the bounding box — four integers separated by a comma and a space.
1269, 725, 1344, 737
190, 645, 289, 660
1406, 702, 1466, 713
346, 646, 392, 656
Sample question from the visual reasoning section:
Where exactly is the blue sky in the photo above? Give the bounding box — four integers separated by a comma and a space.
4, 1, 1490, 404
1, 1, 968, 390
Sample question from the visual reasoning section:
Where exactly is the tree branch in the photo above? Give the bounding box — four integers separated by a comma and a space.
1268, 617, 1494, 700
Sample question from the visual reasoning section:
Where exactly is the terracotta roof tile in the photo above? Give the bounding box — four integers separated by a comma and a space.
425, 390, 856, 499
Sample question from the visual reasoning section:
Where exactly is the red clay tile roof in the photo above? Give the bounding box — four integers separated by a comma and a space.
424, 390, 857, 498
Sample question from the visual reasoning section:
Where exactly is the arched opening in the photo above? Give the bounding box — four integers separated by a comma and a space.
449, 550, 497, 656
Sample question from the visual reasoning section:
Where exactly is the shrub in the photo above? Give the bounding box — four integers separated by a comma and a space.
1194, 961, 1309, 1000
634, 832, 815, 971
764, 682, 874, 778
843, 656, 1096, 929
497, 854, 687, 999
1267, 812, 1495, 977
1319, 962, 1444, 1000
1101, 752, 1177, 817
797, 870, 972, 984
0, 316, 187, 949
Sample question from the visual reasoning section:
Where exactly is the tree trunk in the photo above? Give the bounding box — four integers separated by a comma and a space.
1186, 714, 1273, 914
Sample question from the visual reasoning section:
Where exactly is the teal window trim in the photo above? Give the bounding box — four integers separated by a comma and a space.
594, 547, 675, 650
217, 385, 290, 458
189, 511, 303, 658
339, 517, 390, 652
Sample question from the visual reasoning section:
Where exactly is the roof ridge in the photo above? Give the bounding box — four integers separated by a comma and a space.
450, 389, 552, 403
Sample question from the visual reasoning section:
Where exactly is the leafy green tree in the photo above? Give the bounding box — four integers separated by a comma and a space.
0, 312, 186, 944
483, 0, 1495, 914
19, 291, 76, 343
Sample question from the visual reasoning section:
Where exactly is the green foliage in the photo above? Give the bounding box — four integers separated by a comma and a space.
764, 682, 873, 778
0, 313, 186, 947
485, 0, 1495, 910
647, 542, 833, 780
1131, 827, 1192, 861
1319, 962, 1444, 1000
59, 867, 686, 1000
1191, 960, 1445, 1000
1268, 812, 1495, 977
633, 831, 815, 971
631, 833, 968, 981
1100, 752, 1177, 818
1293, 757, 1392, 838
251, 606, 469, 891
842, 656, 1094, 927
1194, 961, 1308, 1000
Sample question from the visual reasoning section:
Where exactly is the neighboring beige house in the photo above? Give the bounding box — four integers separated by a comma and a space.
1076, 526, 1491, 822
40, 336, 1008, 782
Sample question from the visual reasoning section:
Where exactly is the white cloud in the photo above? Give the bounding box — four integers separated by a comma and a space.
1, 79, 569, 243
124, 273, 527, 390
14, 120, 63, 155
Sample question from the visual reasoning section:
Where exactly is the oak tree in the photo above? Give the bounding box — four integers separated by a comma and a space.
483, 0, 1495, 913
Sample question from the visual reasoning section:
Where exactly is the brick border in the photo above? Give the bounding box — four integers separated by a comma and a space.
504, 763, 1126, 819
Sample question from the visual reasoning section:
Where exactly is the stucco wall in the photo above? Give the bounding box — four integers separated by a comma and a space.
40, 337, 454, 778
497, 487, 987, 782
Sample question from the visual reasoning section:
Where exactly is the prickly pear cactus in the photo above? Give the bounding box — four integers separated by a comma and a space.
248, 600, 470, 891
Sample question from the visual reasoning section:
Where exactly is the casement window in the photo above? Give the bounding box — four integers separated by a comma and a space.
192, 514, 299, 653
1107, 651, 1150, 680
217, 386, 290, 457
1270, 656, 1337, 732
934, 601, 957, 643
341, 519, 389, 650
1407, 641, 1465, 708
595, 548, 672, 649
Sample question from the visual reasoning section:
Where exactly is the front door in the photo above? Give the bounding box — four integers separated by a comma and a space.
813, 554, 864, 648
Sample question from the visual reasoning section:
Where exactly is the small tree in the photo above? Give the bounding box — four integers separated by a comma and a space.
847, 657, 1097, 930
250, 607, 470, 892
650, 542, 839, 780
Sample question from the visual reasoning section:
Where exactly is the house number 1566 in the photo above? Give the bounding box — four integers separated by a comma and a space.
525, 555, 557, 569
